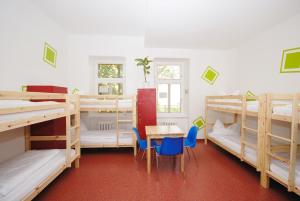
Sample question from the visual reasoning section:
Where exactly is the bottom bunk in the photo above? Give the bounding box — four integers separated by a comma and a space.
268, 152, 300, 190
0, 149, 75, 201
80, 130, 134, 147
207, 120, 258, 167
208, 132, 257, 166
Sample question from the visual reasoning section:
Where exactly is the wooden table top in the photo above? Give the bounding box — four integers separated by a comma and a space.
145, 125, 185, 138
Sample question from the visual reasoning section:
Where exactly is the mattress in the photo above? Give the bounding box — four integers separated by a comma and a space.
208, 101, 259, 112
80, 99, 132, 109
269, 152, 300, 187
208, 132, 257, 164
0, 100, 74, 124
81, 130, 133, 145
0, 149, 75, 201
272, 104, 300, 117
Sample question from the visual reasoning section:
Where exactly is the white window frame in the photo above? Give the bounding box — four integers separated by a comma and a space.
94, 61, 126, 95
155, 61, 187, 118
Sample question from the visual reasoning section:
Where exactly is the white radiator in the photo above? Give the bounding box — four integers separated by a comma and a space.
98, 122, 114, 131
159, 121, 176, 126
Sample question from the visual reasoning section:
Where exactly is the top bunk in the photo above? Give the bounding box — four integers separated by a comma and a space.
0, 91, 78, 133
267, 93, 300, 123
80, 94, 136, 112
205, 95, 263, 117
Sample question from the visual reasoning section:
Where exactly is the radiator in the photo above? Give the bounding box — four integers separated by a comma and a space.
159, 121, 176, 126
98, 122, 114, 131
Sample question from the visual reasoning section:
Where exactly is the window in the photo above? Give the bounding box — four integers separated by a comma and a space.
156, 63, 186, 115
96, 64, 124, 95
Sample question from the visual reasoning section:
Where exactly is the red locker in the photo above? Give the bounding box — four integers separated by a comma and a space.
27, 85, 68, 149
137, 88, 157, 139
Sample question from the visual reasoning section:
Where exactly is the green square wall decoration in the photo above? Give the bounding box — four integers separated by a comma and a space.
193, 116, 205, 129
246, 90, 256, 101
280, 47, 300, 73
43, 42, 57, 67
201, 66, 219, 85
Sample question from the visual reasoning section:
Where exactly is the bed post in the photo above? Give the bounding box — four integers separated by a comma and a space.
24, 126, 31, 151
259, 94, 267, 186
261, 93, 271, 188
240, 95, 246, 162
65, 95, 71, 168
74, 94, 80, 168
287, 94, 299, 191
204, 96, 208, 144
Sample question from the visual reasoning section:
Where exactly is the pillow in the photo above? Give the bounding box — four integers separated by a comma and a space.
226, 123, 240, 135
213, 119, 225, 131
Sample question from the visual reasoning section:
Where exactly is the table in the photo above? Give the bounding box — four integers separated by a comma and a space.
145, 125, 185, 174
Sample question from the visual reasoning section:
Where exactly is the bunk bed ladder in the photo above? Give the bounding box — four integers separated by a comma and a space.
240, 96, 247, 162
287, 94, 299, 191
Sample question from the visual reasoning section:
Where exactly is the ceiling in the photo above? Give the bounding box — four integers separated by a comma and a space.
31, 0, 300, 49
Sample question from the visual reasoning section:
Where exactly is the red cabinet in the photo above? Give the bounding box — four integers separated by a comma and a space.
27, 85, 68, 149
137, 88, 157, 139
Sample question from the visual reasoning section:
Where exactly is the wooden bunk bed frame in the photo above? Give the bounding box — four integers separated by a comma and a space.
0, 91, 80, 201
261, 93, 300, 196
80, 95, 137, 156
204, 95, 266, 180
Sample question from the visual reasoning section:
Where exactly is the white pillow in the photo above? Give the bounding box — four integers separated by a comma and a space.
213, 119, 224, 131
226, 123, 240, 135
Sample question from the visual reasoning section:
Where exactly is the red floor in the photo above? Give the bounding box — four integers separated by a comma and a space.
35, 142, 299, 201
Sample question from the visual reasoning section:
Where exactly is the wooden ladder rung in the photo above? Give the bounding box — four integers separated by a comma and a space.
241, 141, 257, 149
268, 152, 290, 164
243, 126, 257, 133
118, 119, 133, 123
267, 132, 291, 143
71, 138, 79, 146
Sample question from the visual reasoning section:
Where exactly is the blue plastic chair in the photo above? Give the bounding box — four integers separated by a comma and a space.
132, 127, 156, 159
154, 137, 184, 169
184, 126, 198, 161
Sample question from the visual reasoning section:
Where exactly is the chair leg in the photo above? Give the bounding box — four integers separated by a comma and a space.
186, 147, 191, 160
173, 156, 176, 170
156, 154, 159, 169
141, 150, 146, 160
191, 148, 198, 166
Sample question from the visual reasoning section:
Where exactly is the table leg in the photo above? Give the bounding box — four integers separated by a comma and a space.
147, 136, 151, 174
181, 154, 184, 172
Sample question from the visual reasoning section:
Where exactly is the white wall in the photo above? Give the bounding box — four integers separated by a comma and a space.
233, 13, 300, 94
67, 34, 238, 137
0, 0, 68, 162
0, 0, 68, 91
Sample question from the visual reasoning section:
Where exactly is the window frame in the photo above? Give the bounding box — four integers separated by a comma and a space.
155, 61, 187, 117
95, 61, 126, 95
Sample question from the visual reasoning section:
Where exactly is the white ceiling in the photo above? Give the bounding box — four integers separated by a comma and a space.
31, 0, 300, 49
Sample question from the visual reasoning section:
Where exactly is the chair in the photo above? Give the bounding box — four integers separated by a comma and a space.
132, 127, 156, 159
184, 126, 198, 161
154, 137, 184, 170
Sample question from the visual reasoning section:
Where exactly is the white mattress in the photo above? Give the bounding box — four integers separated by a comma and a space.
0, 149, 75, 201
209, 132, 257, 164
270, 152, 300, 187
272, 104, 300, 117
81, 130, 133, 145
0, 100, 74, 124
208, 101, 259, 112
80, 99, 132, 109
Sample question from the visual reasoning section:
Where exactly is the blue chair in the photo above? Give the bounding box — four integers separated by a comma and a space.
184, 126, 198, 161
154, 137, 184, 170
132, 127, 156, 159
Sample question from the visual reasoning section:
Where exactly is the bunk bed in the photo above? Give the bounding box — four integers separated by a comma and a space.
204, 95, 266, 175
80, 95, 137, 155
262, 93, 300, 196
0, 91, 80, 201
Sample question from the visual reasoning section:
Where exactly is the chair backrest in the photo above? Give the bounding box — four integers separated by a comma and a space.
132, 127, 142, 143
159, 137, 184, 156
186, 126, 198, 148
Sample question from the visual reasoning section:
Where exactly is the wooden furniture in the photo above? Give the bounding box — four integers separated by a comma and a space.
0, 91, 80, 201
145, 125, 185, 174
27, 85, 68, 149
79, 95, 137, 155
261, 93, 300, 196
204, 95, 266, 185
137, 88, 157, 139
